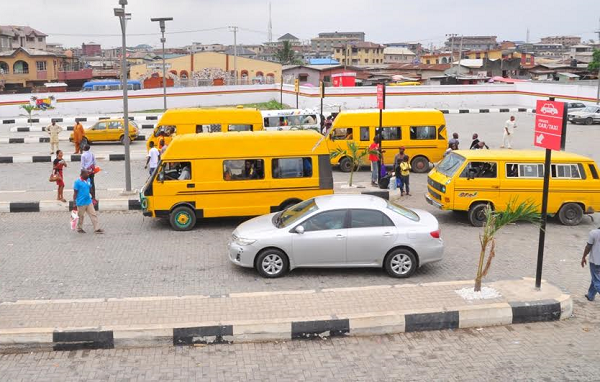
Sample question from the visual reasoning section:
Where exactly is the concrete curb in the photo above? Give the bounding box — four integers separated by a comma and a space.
0, 279, 572, 353
0, 136, 146, 143
0, 199, 141, 213
1, 115, 161, 125
0, 152, 147, 164
439, 108, 535, 114
8, 125, 155, 133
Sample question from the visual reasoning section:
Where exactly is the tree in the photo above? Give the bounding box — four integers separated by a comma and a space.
330, 141, 376, 187
588, 49, 600, 74
20, 104, 35, 127
274, 41, 303, 65
474, 200, 540, 292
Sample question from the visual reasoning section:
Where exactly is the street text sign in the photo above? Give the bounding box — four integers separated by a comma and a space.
534, 100, 566, 151
377, 84, 384, 109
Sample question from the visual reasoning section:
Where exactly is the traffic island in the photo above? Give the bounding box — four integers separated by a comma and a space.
0, 278, 571, 353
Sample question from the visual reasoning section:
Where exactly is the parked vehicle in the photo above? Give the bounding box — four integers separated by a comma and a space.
140, 130, 333, 231
69, 118, 139, 144
426, 150, 600, 226
326, 109, 448, 173
82, 80, 142, 91
567, 105, 600, 125
565, 102, 586, 112
147, 108, 264, 150
262, 109, 322, 132
228, 194, 443, 278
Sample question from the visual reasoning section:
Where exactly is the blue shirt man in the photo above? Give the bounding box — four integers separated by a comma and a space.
73, 169, 103, 234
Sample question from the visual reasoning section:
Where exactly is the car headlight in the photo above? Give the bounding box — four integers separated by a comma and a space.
233, 234, 256, 246
441, 186, 446, 193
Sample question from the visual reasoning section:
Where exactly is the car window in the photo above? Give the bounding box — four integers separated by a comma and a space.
350, 209, 394, 228
386, 201, 420, 222
93, 122, 107, 130
272, 157, 312, 178
360, 127, 370, 141
108, 121, 121, 129
301, 210, 347, 232
278, 199, 318, 228
223, 159, 264, 180
196, 124, 222, 133
159, 161, 192, 181
460, 161, 497, 178
380, 127, 401, 140
228, 124, 253, 132
410, 126, 436, 140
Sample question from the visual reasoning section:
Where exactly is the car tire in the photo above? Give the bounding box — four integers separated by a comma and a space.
558, 203, 583, 226
384, 248, 417, 278
169, 205, 196, 231
468, 203, 490, 227
411, 156, 430, 173
255, 249, 289, 278
339, 157, 353, 173
585, 117, 593, 125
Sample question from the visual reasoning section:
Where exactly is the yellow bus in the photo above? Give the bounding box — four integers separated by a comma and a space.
146, 108, 264, 150
426, 150, 600, 226
326, 109, 447, 173
140, 130, 334, 230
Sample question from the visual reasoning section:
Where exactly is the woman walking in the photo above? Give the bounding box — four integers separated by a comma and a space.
53, 150, 67, 202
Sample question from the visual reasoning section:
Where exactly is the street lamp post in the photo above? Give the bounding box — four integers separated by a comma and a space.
114, 0, 132, 192
151, 17, 173, 111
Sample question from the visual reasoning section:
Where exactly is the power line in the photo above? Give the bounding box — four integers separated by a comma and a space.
45, 27, 228, 38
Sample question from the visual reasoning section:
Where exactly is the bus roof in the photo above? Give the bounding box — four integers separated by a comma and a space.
261, 109, 317, 117
157, 108, 263, 126
332, 108, 445, 127
162, 130, 328, 160
451, 149, 595, 162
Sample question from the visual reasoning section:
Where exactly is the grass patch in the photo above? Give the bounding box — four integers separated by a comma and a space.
135, 99, 290, 114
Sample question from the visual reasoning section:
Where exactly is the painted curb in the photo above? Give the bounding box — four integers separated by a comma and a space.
0, 152, 147, 164
8, 126, 155, 133
439, 108, 534, 114
0, 199, 141, 213
1, 115, 161, 125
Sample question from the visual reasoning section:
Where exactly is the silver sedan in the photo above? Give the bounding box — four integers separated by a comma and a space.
228, 194, 443, 278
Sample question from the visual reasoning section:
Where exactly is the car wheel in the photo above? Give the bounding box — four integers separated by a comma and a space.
169, 205, 196, 231
256, 249, 289, 278
384, 248, 417, 278
339, 157, 353, 172
468, 203, 490, 227
411, 156, 430, 173
585, 117, 593, 125
558, 203, 583, 226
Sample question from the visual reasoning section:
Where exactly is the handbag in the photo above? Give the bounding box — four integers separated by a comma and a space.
49, 172, 59, 182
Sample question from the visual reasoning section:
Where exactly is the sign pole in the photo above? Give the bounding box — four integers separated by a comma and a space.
320, 81, 324, 119
280, 75, 283, 105
294, 78, 300, 109
535, 147, 552, 289
376, 84, 386, 182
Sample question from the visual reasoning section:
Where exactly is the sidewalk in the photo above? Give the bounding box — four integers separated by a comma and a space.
0, 278, 571, 352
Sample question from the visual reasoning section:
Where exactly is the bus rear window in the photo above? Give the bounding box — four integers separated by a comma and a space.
410, 126, 436, 140
589, 164, 599, 179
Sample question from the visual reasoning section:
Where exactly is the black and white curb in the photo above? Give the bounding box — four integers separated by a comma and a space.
439, 108, 535, 114
0, 291, 571, 352
1, 115, 161, 125
0, 199, 141, 213
8, 126, 155, 133
0, 152, 147, 163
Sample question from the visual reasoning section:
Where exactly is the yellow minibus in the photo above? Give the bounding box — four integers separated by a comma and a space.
426, 150, 600, 226
146, 108, 264, 150
326, 109, 447, 173
140, 130, 334, 230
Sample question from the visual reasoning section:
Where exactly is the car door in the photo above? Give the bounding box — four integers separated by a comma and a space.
87, 121, 107, 142
452, 161, 500, 211
346, 209, 397, 265
594, 107, 600, 123
108, 121, 121, 141
291, 209, 348, 266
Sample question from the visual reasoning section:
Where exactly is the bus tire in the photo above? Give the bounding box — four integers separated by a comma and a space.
169, 205, 196, 231
558, 203, 583, 226
411, 156, 430, 173
339, 157, 353, 172
468, 203, 491, 227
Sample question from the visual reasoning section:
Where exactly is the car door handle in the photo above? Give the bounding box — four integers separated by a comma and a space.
383, 232, 393, 237
491, 185, 499, 189
335, 234, 345, 239
186, 183, 195, 188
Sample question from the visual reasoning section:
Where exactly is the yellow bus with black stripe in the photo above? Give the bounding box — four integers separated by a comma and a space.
140, 130, 334, 230
426, 150, 600, 226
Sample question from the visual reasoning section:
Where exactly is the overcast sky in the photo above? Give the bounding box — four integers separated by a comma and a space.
3, 0, 600, 49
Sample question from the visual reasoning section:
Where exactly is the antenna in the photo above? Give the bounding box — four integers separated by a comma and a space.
268, 2, 273, 43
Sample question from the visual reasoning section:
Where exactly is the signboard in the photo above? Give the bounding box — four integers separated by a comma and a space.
294, 78, 299, 93
534, 100, 566, 151
148, 63, 172, 70
376, 84, 385, 110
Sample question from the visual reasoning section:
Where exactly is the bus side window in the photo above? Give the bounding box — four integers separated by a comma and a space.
360, 127, 370, 141
589, 164, 599, 179
410, 126, 436, 140
380, 127, 401, 141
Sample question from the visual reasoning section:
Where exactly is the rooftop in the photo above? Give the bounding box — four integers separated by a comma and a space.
0, 25, 47, 37
0, 47, 64, 57
383, 47, 416, 56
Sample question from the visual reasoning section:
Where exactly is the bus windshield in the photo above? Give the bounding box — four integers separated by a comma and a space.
436, 153, 466, 177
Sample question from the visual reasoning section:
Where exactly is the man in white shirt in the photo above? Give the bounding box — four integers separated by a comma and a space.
46, 120, 63, 155
501, 116, 517, 149
582, 227, 600, 302
145, 141, 160, 175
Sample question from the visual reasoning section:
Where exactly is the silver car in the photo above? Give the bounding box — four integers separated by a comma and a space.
568, 105, 600, 125
228, 194, 443, 278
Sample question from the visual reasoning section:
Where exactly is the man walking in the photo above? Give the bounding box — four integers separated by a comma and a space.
501, 116, 517, 149
145, 141, 160, 175
73, 169, 103, 234
581, 226, 600, 302
368, 136, 381, 186
73, 120, 85, 154
45, 120, 63, 155
81, 144, 97, 203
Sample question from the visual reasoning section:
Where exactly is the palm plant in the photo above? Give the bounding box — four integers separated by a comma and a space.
274, 41, 303, 65
330, 141, 377, 187
474, 200, 540, 292
20, 104, 35, 127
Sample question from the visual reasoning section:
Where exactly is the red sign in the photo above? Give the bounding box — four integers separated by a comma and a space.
534, 100, 565, 151
377, 84, 384, 109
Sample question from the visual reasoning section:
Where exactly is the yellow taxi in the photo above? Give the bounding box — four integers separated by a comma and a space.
70, 118, 139, 144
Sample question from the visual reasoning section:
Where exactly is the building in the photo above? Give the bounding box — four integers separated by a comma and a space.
311, 31, 365, 53
188, 43, 226, 53
445, 36, 498, 52
540, 36, 581, 47
420, 52, 452, 65
82, 42, 101, 57
0, 25, 47, 52
564, 44, 595, 63
282, 64, 369, 86
222, 47, 257, 59
383, 47, 416, 64
333, 42, 384, 66
385, 42, 423, 55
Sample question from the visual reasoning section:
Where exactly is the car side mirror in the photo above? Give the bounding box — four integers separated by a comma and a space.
295, 225, 305, 234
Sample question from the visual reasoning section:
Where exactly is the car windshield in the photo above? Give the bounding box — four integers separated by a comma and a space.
275, 198, 319, 228
387, 201, 420, 222
582, 106, 599, 113
436, 152, 466, 177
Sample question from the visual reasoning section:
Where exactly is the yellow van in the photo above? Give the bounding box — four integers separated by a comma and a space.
146, 108, 264, 150
326, 109, 447, 173
426, 150, 600, 226
140, 130, 334, 230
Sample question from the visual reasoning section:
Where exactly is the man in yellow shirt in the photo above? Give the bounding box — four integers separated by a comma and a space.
398, 156, 411, 196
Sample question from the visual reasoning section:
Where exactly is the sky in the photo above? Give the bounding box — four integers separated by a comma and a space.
3, 0, 600, 50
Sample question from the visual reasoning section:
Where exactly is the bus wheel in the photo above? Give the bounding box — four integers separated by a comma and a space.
339, 157, 353, 172
411, 156, 430, 173
558, 203, 583, 226
169, 206, 197, 231
468, 203, 490, 227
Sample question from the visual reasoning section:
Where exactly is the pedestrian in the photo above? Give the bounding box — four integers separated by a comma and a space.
475, 141, 489, 150
145, 141, 160, 175
501, 115, 517, 149
80, 144, 97, 203
159, 138, 168, 155
581, 226, 600, 302
73, 169, 103, 234
324, 115, 333, 134
444, 142, 459, 157
45, 120, 63, 155
448, 132, 459, 149
470, 133, 480, 149
73, 120, 85, 154
53, 149, 67, 202
368, 136, 381, 186
393, 146, 409, 188
398, 156, 411, 196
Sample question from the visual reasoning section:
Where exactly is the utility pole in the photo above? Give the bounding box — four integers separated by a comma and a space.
457, 35, 463, 73
267, 2, 273, 43
446, 34, 457, 70
151, 17, 173, 112
229, 26, 238, 85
